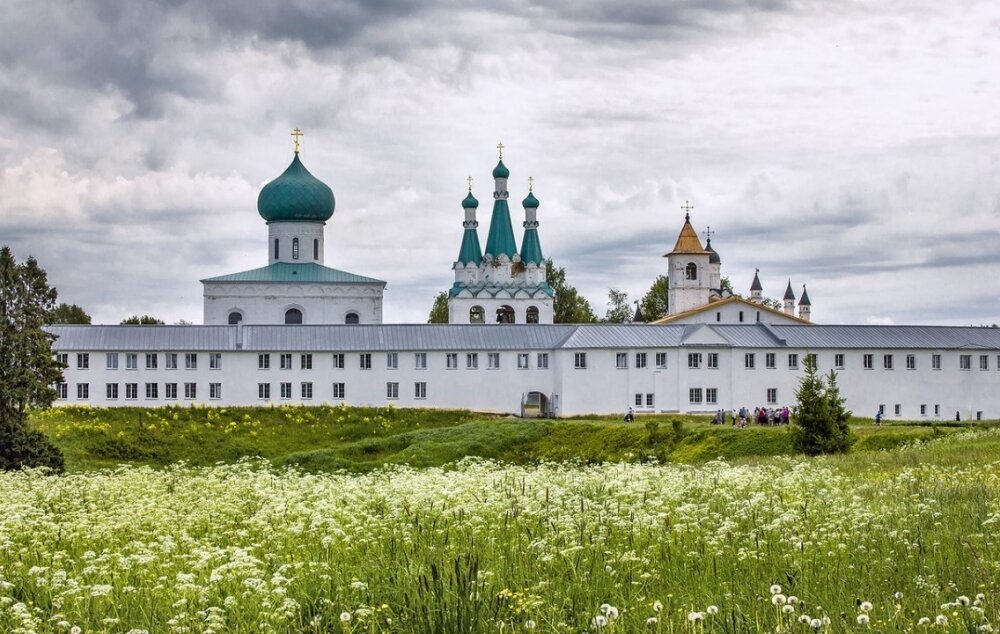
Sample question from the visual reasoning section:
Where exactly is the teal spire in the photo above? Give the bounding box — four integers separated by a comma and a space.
519, 183, 543, 265
257, 154, 335, 223
457, 184, 482, 265
484, 158, 518, 259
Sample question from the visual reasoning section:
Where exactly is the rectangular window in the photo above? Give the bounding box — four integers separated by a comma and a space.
707, 353, 719, 369
932, 354, 942, 370
808, 353, 819, 368
863, 354, 874, 370
894, 403, 901, 417
333, 353, 345, 369
387, 382, 399, 399
259, 354, 270, 369
616, 353, 628, 369
767, 388, 777, 405
145, 383, 158, 399
184, 383, 197, 399
415, 352, 427, 369
960, 355, 972, 370
415, 382, 427, 399
301, 354, 313, 370
537, 353, 549, 369
77, 353, 90, 369
934, 404, 940, 416
125, 383, 138, 400
280, 382, 292, 399
56, 353, 68, 366
185, 353, 198, 370
280, 353, 293, 370
164, 383, 177, 400
745, 353, 756, 369
467, 353, 479, 369
688, 353, 702, 369
655, 352, 667, 368
145, 353, 158, 370
883, 354, 893, 370
920, 404, 927, 416
517, 353, 529, 369
689, 388, 703, 404
706, 388, 718, 404
765, 352, 776, 369
980, 354, 989, 370
635, 393, 643, 407
301, 382, 313, 399
446, 353, 458, 369
878, 404, 885, 415
906, 354, 916, 370
258, 383, 270, 400
360, 353, 372, 370
738, 310, 744, 322
106, 383, 118, 400
76, 383, 89, 399
635, 353, 647, 369
209, 353, 221, 370
788, 354, 798, 370
126, 353, 138, 370
332, 383, 345, 399
488, 352, 500, 369
106, 353, 119, 370
386, 352, 398, 369
574, 352, 587, 369
165, 353, 178, 369
834, 353, 845, 369
209, 383, 221, 400
57, 383, 68, 399
646, 393, 655, 408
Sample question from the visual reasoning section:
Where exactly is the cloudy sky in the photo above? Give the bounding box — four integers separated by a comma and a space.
2, 0, 998, 326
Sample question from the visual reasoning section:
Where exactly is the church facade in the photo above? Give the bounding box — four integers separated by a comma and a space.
46, 136, 1000, 419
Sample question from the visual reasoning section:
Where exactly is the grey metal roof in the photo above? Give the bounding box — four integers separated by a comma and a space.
45, 323, 1000, 352
201, 262, 385, 285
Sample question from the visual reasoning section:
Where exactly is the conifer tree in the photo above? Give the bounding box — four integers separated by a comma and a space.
790, 354, 851, 455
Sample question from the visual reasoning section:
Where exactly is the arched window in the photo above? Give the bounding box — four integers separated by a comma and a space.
526, 306, 539, 323
274, 238, 279, 260
685, 262, 698, 280
345, 312, 359, 324
284, 308, 302, 324
470, 306, 485, 324
496, 305, 515, 324
228, 311, 243, 325
292, 238, 299, 260
313, 239, 319, 261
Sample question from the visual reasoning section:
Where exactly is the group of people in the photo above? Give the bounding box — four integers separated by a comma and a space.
711, 406, 791, 427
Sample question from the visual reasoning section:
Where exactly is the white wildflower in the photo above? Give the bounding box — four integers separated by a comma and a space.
707, 605, 718, 615
772, 594, 787, 606
770, 584, 782, 595
936, 615, 948, 626
340, 612, 352, 622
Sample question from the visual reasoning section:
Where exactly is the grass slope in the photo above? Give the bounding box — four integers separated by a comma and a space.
30, 406, 993, 472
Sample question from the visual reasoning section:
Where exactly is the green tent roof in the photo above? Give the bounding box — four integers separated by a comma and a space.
484, 199, 519, 259
457, 228, 483, 265
201, 262, 385, 285
520, 228, 544, 265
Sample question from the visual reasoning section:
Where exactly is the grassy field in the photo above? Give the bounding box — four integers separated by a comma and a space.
3, 426, 1000, 632
28, 405, 990, 472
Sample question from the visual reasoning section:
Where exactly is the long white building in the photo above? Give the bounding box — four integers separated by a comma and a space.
49, 323, 1000, 419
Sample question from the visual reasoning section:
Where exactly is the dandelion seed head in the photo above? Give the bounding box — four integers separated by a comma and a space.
857, 614, 870, 625
811, 618, 824, 629
592, 614, 608, 628
652, 600, 663, 613
770, 584, 782, 595
646, 617, 657, 625
687, 611, 704, 622
782, 604, 795, 614
918, 617, 931, 626
707, 605, 718, 615
958, 596, 971, 606
860, 601, 873, 612
936, 615, 948, 625
772, 594, 787, 606
340, 612, 352, 622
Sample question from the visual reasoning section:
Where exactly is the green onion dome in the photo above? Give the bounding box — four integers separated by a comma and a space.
462, 192, 479, 208
257, 154, 335, 223
522, 192, 539, 208
492, 160, 510, 179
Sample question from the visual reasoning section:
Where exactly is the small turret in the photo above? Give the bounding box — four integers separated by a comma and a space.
456, 177, 482, 266
519, 178, 544, 266
798, 284, 811, 322
750, 269, 763, 302
783, 280, 796, 315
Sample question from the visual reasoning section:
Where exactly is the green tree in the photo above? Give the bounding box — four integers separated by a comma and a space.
639, 275, 669, 321
545, 258, 598, 323
49, 302, 91, 324
604, 287, 632, 323
0, 247, 66, 472
121, 315, 165, 325
427, 291, 449, 323
720, 276, 733, 293
789, 355, 851, 455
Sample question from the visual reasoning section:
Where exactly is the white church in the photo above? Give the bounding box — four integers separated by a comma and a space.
48, 136, 1000, 419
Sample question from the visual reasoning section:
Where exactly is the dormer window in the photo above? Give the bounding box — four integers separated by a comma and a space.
292, 238, 299, 260
685, 262, 698, 280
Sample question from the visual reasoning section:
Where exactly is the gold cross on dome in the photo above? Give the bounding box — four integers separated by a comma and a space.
681, 200, 694, 214
528, 176, 534, 192
291, 128, 303, 154
467, 175, 473, 192
703, 225, 714, 241
496, 141, 504, 160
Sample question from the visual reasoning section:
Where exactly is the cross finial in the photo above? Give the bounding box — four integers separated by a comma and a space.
291, 128, 303, 155
467, 175, 473, 192
496, 141, 504, 160
528, 176, 534, 192
681, 200, 694, 221
703, 225, 714, 242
